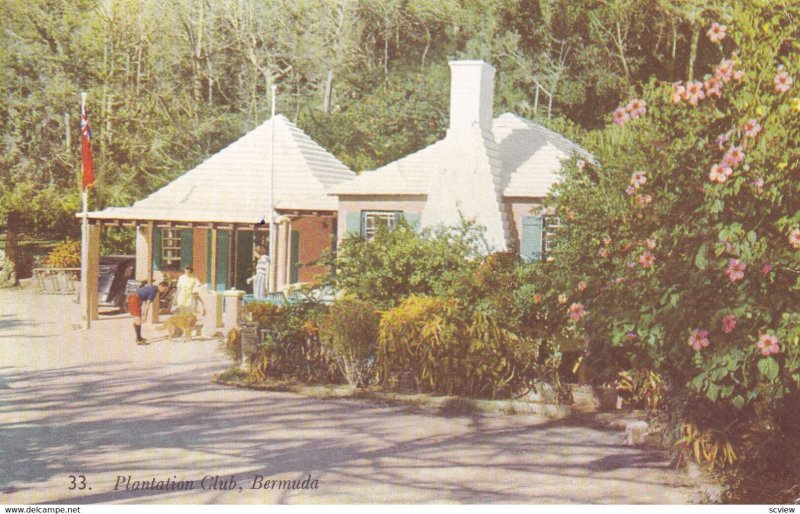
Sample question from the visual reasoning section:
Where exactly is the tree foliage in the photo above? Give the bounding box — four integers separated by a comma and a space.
0, 0, 738, 248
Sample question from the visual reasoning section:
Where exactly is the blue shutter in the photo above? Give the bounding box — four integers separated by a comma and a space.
215, 230, 230, 291
402, 212, 420, 229
345, 211, 361, 236
521, 215, 544, 262
360, 210, 367, 238
180, 229, 193, 269
152, 227, 162, 271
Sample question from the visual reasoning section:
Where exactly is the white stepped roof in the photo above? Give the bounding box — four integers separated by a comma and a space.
330, 112, 592, 199
330, 140, 446, 195
87, 114, 355, 224
493, 113, 593, 197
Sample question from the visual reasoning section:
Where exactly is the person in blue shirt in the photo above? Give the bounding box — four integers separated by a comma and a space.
127, 281, 169, 345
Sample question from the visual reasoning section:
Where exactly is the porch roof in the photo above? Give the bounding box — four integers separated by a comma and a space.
84, 115, 355, 224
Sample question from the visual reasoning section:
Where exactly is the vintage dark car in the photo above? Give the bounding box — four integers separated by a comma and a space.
98, 255, 136, 311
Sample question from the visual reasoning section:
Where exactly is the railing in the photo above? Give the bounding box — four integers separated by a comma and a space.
32, 267, 80, 295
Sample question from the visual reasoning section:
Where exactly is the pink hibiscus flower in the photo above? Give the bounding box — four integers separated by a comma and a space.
625, 185, 636, 196
721, 314, 737, 334
639, 251, 656, 268
688, 329, 711, 351
762, 263, 773, 274
568, 303, 586, 321
707, 22, 727, 43
725, 259, 746, 283
742, 119, 762, 138
626, 99, 647, 118
684, 81, 705, 105
612, 107, 630, 127
757, 334, 780, 356
789, 228, 800, 249
723, 146, 745, 167
709, 163, 733, 183
631, 172, 647, 187
577, 281, 587, 292
775, 71, 793, 93
716, 60, 735, 82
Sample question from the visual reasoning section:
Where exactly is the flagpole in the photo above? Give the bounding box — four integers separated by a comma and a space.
80, 92, 90, 330
268, 84, 277, 293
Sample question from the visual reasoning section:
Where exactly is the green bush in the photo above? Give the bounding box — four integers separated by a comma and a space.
244, 302, 342, 384
327, 218, 485, 309
377, 295, 554, 399
319, 298, 380, 388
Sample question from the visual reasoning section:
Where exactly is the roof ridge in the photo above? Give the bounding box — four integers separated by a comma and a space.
275, 116, 355, 181
494, 113, 593, 160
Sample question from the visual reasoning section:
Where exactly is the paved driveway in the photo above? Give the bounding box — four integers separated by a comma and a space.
0, 287, 697, 504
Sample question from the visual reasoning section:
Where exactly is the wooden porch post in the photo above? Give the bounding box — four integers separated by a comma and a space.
275, 221, 288, 291
135, 224, 153, 282
85, 224, 101, 322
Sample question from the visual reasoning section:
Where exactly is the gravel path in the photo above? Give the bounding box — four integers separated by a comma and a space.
0, 287, 697, 504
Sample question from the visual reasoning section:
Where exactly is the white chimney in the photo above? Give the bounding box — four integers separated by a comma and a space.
448, 60, 495, 133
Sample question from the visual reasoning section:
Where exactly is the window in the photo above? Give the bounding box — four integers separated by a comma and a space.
543, 216, 560, 260
361, 211, 401, 241
161, 228, 182, 271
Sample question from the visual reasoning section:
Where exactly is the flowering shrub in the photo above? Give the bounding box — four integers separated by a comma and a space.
545, 4, 800, 499
45, 239, 81, 268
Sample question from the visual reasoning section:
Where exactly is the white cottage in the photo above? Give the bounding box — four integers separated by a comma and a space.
329, 60, 593, 260
85, 115, 355, 297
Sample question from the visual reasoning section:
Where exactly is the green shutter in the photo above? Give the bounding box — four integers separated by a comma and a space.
205, 229, 212, 288
152, 227, 162, 271
215, 230, 230, 291
180, 229, 193, 270
345, 211, 361, 236
234, 230, 254, 292
290, 230, 300, 284
402, 212, 420, 229
521, 215, 544, 262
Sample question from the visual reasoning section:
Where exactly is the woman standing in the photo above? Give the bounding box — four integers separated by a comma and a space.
174, 265, 205, 316
247, 245, 270, 299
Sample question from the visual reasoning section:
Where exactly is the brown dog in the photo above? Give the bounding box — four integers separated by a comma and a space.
161, 314, 198, 342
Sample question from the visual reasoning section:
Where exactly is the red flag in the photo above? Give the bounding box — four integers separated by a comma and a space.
81, 102, 95, 190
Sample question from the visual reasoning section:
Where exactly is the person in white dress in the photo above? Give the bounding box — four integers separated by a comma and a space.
174, 265, 205, 316
247, 245, 270, 299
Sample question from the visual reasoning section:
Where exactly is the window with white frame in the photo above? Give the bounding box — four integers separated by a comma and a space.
543, 216, 560, 259
161, 228, 182, 271
362, 211, 401, 241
